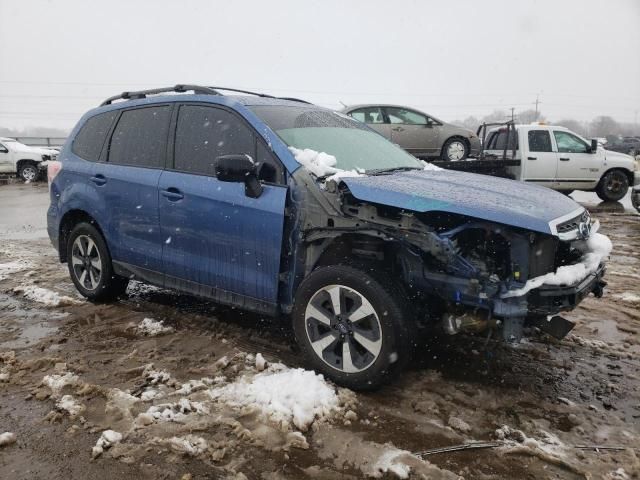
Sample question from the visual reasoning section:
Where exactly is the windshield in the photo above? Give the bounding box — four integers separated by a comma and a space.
250, 105, 422, 173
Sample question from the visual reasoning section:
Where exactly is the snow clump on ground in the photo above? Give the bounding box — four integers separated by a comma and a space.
13, 285, 79, 307
136, 318, 174, 336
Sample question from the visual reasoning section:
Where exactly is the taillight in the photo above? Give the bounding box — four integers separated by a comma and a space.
47, 160, 62, 185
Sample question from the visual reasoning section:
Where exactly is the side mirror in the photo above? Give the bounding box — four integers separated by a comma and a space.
590, 139, 598, 153
424, 119, 434, 128
214, 154, 263, 198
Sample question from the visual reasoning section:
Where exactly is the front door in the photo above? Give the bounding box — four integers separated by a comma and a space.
0, 142, 12, 172
553, 130, 601, 190
522, 129, 558, 188
384, 106, 439, 156
159, 104, 287, 308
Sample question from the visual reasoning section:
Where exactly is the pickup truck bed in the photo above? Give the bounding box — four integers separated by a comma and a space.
430, 157, 521, 179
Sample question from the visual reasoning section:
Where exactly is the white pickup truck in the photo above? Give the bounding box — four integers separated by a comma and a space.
481, 124, 639, 202
0, 137, 59, 182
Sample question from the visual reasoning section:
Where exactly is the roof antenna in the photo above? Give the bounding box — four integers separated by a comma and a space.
338, 100, 347, 108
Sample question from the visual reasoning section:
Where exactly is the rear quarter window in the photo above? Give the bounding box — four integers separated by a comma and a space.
72, 111, 117, 161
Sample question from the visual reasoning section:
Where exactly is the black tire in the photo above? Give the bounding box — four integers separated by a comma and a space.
292, 265, 414, 390
66, 222, 128, 301
18, 162, 39, 182
441, 137, 469, 161
596, 170, 629, 202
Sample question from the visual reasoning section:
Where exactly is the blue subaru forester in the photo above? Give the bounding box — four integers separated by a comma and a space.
48, 85, 607, 389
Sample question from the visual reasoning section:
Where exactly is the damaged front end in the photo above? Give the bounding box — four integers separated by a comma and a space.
285, 169, 609, 345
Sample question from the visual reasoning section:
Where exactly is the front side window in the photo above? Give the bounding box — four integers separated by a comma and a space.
528, 130, 552, 152
385, 107, 428, 125
174, 105, 255, 176
348, 107, 385, 124
554, 131, 588, 153
109, 106, 172, 167
250, 105, 423, 173
72, 111, 117, 161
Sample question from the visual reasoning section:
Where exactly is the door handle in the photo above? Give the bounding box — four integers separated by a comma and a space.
559, 157, 570, 161
527, 156, 537, 160
89, 174, 107, 186
161, 187, 184, 201
391, 126, 405, 132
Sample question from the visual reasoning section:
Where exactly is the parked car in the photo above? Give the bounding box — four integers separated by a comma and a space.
482, 124, 639, 202
605, 136, 640, 156
0, 137, 58, 181
342, 104, 481, 161
47, 85, 608, 389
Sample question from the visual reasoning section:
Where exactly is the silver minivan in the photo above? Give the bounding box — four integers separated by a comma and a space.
342, 104, 481, 161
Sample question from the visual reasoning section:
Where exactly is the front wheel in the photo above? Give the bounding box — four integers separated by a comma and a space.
66, 222, 128, 301
441, 138, 469, 161
596, 170, 629, 202
292, 265, 413, 390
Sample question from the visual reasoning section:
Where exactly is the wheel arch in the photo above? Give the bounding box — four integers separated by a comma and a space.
58, 209, 106, 263
598, 166, 634, 188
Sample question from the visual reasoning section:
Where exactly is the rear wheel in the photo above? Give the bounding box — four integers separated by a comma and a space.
18, 162, 39, 182
441, 138, 469, 161
596, 170, 629, 202
292, 265, 414, 390
66, 222, 128, 301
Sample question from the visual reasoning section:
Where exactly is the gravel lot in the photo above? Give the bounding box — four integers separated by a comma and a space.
1, 182, 639, 480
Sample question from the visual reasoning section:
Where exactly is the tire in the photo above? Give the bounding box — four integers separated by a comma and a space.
66, 222, 128, 301
596, 170, 629, 202
441, 138, 469, 161
292, 265, 414, 390
18, 162, 39, 182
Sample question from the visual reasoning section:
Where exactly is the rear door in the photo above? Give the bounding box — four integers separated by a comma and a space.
522, 129, 558, 187
97, 105, 172, 275
553, 130, 601, 190
158, 104, 287, 309
346, 106, 392, 140
384, 107, 439, 156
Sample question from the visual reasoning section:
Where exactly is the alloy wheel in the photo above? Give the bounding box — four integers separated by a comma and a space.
304, 284, 383, 373
21, 166, 37, 182
71, 235, 102, 291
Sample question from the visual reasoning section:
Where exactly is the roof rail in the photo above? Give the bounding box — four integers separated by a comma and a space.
100, 84, 220, 106
99, 84, 313, 107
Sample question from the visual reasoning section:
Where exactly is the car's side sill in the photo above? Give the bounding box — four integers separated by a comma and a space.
113, 260, 279, 317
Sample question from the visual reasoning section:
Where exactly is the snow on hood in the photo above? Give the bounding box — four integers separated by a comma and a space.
341, 169, 582, 235
6, 141, 58, 156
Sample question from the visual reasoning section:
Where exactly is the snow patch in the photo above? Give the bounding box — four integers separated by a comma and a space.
92, 430, 122, 458
164, 435, 208, 456
43, 372, 80, 396
503, 232, 612, 298
136, 318, 174, 336
289, 146, 340, 178
14, 285, 79, 307
208, 366, 340, 431
56, 394, 85, 417
0, 260, 33, 281
613, 292, 640, 303
421, 160, 443, 171
0, 432, 17, 447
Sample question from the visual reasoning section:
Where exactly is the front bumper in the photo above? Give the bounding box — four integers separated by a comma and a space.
498, 263, 607, 317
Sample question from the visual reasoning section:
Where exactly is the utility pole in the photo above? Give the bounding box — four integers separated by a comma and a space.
534, 94, 541, 120
510, 107, 515, 122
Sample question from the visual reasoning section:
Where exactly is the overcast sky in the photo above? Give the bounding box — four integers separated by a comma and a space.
1, 0, 639, 131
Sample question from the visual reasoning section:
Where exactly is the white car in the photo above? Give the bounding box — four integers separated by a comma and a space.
483, 124, 639, 202
0, 137, 59, 182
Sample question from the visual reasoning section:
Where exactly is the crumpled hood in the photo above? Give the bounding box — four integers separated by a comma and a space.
341, 169, 582, 235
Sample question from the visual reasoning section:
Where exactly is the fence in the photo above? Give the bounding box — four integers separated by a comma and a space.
11, 137, 67, 148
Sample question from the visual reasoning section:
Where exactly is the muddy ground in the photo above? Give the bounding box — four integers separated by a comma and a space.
0, 182, 639, 480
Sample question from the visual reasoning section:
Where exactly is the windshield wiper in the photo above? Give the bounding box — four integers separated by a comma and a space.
366, 166, 422, 175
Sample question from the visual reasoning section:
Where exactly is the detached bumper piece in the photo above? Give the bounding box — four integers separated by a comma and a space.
530, 315, 575, 340
527, 264, 607, 316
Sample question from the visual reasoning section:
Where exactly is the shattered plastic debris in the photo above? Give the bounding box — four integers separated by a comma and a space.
503, 232, 612, 298
136, 318, 174, 336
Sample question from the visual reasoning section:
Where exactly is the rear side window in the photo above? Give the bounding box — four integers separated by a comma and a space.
488, 130, 518, 150
72, 111, 117, 161
528, 130, 552, 152
348, 107, 385, 124
174, 105, 255, 176
109, 106, 172, 168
